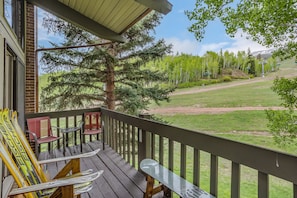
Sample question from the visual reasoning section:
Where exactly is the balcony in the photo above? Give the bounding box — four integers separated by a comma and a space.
25, 107, 297, 198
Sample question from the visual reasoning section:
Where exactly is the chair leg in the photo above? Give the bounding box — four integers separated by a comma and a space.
80, 130, 83, 152
144, 175, 164, 198
50, 185, 74, 198
35, 143, 39, 158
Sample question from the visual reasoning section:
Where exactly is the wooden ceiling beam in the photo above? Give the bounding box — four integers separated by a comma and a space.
27, 0, 125, 42
135, 0, 172, 15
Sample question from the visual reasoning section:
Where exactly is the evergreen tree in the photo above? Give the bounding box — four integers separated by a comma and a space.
218, 49, 224, 75
246, 49, 256, 76
39, 12, 174, 114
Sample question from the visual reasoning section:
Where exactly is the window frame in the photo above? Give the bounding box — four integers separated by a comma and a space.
3, 0, 25, 49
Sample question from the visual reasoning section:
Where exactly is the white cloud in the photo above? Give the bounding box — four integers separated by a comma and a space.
164, 37, 231, 56
198, 42, 229, 55
224, 31, 270, 53
165, 37, 199, 55
166, 31, 271, 56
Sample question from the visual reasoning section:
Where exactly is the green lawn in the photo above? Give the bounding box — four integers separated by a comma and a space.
154, 80, 281, 108
159, 110, 269, 133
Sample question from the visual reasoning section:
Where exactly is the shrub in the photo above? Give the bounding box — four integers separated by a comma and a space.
222, 76, 232, 82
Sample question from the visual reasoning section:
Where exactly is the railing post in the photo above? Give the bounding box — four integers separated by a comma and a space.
138, 113, 152, 169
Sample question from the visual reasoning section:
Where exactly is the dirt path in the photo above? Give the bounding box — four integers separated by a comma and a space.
171, 77, 268, 96
171, 67, 297, 96
147, 106, 285, 115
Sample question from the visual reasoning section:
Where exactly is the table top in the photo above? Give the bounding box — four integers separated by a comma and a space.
140, 159, 215, 198
60, 126, 81, 133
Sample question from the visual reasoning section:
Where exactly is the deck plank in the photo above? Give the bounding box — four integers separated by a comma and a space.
39, 141, 150, 198
88, 142, 147, 192
71, 143, 115, 198
88, 143, 144, 197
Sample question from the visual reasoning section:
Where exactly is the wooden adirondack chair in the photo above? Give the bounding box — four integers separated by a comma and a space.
0, 109, 103, 198
26, 116, 62, 156
81, 112, 102, 151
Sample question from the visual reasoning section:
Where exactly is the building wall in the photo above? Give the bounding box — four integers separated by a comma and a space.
25, 2, 36, 113
0, 0, 28, 195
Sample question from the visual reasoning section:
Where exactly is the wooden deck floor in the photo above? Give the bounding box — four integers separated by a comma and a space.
38, 141, 154, 198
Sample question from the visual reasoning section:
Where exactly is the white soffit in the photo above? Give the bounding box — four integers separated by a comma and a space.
28, 0, 172, 42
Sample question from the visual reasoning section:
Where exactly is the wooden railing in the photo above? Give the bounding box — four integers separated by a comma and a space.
100, 107, 297, 198
26, 107, 297, 197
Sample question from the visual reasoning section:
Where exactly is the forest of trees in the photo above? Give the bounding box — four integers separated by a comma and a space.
148, 49, 278, 88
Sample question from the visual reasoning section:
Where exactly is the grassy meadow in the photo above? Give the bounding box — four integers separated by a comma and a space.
152, 58, 297, 154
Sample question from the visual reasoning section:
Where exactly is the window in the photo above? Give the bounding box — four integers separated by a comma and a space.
4, 0, 25, 49
4, 46, 16, 109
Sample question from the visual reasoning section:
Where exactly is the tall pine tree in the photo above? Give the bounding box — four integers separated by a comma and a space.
39, 12, 174, 114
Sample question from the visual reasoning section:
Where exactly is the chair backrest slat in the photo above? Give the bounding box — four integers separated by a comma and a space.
27, 116, 52, 139
84, 112, 101, 130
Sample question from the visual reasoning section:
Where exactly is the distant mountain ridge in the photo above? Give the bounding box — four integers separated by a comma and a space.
251, 49, 275, 59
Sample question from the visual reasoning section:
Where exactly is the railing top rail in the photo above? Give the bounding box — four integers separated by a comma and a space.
100, 107, 297, 184
25, 108, 101, 119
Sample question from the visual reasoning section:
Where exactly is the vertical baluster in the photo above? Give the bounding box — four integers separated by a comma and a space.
65, 117, 70, 147
169, 140, 174, 171
180, 144, 186, 179
102, 114, 107, 150
127, 124, 131, 164
293, 184, 297, 198
168, 140, 174, 198
113, 119, 116, 152
123, 122, 126, 160
119, 121, 122, 156
113, 119, 117, 152
106, 117, 110, 147
55, 118, 60, 149
210, 154, 218, 197
73, 116, 77, 145
193, 148, 200, 186
231, 162, 240, 198
105, 116, 109, 147
258, 171, 269, 198
116, 120, 120, 154
132, 126, 136, 167
108, 117, 111, 149
159, 136, 164, 165
151, 134, 155, 159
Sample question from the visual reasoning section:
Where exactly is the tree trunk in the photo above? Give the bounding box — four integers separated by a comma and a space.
105, 63, 115, 110
105, 45, 116, 110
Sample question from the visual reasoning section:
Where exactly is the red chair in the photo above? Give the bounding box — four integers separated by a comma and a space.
81, 112, 102, 148
26, 116, 62, 156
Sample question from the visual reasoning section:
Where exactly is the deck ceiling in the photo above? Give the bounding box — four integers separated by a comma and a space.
27, 0, 172, 42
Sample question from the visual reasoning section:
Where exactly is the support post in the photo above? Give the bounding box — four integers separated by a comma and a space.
138, 113, 152, 169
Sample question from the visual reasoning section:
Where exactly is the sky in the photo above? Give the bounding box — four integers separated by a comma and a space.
38, 0, 269, 56
154, 0, 270, 55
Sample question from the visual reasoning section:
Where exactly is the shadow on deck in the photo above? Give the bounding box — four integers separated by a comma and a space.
38, 141, 150, 198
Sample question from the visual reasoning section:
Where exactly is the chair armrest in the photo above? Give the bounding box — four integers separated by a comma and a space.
26, 130, 38, 142
2, 175, 14, 198
38, 148, 100, 165
8, 170, 103, 196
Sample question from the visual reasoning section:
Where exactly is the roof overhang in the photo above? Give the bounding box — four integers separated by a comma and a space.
27, 0, 173, 42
